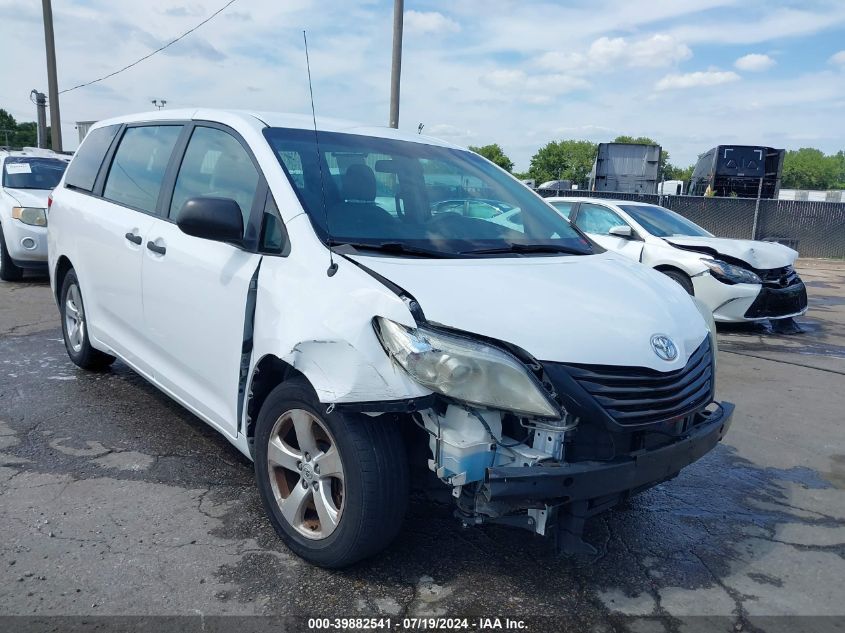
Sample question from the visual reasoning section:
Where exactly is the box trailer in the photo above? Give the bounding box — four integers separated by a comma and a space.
589, 143, 661, 194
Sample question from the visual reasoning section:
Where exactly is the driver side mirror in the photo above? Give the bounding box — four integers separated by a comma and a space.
177, 197, 244, 244
608, 225, 633, 239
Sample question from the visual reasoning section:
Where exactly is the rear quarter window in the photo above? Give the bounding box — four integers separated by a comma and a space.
64, 125, 121, 192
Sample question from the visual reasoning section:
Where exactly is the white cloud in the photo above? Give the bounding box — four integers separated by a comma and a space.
656, 70, 740, 90
479, 69, 589, 102
830, 50, 845, 66
735, 53, 775, 72
589, 34, 691, 68
404, 10, 459, 36
538, 34, 690, 73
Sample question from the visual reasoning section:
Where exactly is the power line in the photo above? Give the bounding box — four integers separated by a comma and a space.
59, 0, 240, 95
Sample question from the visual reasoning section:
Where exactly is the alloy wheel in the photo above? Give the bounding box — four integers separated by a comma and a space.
64, 284, 85, 353
266, 409, 345, 540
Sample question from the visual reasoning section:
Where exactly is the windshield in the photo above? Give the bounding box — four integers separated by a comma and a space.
2, 157, 68, 190
619, 204, 712, 238
263, 128, 592, 257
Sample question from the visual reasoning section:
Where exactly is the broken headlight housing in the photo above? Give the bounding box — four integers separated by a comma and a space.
701, 258, 761, 285
374, 317, 559, 418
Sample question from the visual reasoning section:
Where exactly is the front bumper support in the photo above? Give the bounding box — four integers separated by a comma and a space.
485, 402, 734, 504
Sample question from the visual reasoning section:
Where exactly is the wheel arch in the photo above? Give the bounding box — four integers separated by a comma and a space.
54, 255, 74, 305
245, 354, 310, 455
653, 264, 695, 295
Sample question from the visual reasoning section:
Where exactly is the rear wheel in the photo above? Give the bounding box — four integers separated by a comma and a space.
0, 226, 23, 282
660, 268, 694, 295
254, 378, 408, 568
60, 269, 115, 370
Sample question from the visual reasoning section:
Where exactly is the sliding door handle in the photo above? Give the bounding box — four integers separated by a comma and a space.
146, 241, 166, 256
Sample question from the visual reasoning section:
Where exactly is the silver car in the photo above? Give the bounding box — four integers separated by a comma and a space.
0, 149, 69, 281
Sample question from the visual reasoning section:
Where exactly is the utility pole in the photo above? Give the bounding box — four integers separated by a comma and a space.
41, 0, 62, 152
388, 0, 403, 129
31, 90, 48, 148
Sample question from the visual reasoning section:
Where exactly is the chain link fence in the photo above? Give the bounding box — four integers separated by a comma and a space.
539, 190, 845, 258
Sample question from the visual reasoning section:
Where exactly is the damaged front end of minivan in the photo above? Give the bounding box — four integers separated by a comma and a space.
371, 315, 734, 555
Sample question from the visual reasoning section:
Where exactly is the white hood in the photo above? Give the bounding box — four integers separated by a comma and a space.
350, 251, 709, 372
664, 236, 797, 269
3, 188, 51, 209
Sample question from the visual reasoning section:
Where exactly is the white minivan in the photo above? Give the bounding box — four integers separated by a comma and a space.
49, 109, 733, 567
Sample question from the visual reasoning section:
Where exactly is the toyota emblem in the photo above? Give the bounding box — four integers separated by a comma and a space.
651, 334, 678, 361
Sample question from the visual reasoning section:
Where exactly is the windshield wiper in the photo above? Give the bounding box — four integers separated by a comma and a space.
330, 241, 459, 258
461, 243, 588, 256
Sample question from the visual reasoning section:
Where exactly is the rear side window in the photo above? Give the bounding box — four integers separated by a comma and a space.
103, 125, 182, 214
64, 124, 120, 192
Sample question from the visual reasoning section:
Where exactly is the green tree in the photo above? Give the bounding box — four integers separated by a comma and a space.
832, 150, 845, 189
781, 148, 839, 189
0, 108, 43, 147
0, 108, 17, 146
468, 143, 514, 172
528, 140, 597, 186
663, 163, 694, 182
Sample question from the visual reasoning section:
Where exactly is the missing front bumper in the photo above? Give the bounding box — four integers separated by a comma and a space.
484, 401, 734, 504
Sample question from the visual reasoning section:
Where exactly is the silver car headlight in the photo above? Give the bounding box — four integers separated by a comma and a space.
12, 207, 47, 227
374, 317, 559, 418
701, 258, 760, 285
691, 297, 718, 372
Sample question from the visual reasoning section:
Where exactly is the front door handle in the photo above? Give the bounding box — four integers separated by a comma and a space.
124, 232, 142, 245
146, 241, 166, 256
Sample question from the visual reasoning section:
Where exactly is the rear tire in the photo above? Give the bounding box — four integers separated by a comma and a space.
254, 378, 409, 568
59, 269, 116, 370
0, 226, 24, 282
660, 268, 694, 295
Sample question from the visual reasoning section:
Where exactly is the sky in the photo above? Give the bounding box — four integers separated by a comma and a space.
1, 0, 844, 171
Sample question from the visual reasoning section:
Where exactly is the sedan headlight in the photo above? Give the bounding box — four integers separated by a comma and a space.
701, 259, 760, 285
374, 317, 559, 418
12, 207, 47, 227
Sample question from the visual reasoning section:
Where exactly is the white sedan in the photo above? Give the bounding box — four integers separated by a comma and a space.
545, 197, 808, 323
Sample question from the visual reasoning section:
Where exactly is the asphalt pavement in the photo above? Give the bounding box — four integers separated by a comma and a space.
1, 262, 844, 631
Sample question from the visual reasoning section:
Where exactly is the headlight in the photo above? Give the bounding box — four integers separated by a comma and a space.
701, 258, 760, 285
691, 297, 718, 372
374, 317, 559, 418
12, 207, 47, 227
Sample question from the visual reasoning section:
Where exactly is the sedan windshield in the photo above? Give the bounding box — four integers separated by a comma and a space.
2, 157, 68, 190
619, 204, 712, 238
263, 128, 592, 257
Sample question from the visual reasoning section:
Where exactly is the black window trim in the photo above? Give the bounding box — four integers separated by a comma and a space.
96, 121, 188, 218
160, 120, 271, 254
63, 118, 288, 256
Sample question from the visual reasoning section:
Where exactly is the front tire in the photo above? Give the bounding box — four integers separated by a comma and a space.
254, 378, 409, 568
0, 226, 24, 282
60, 269, 116, 370
660, 268, 694, 295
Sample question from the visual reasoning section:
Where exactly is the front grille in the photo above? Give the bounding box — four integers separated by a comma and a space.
563, 339, 713, 427
756, 265, 801, 289
744, 283, 808, 319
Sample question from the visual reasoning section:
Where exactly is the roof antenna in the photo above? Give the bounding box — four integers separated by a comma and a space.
303, 30, 337, 277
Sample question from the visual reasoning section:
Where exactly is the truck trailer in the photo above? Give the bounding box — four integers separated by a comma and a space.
589, 142, 661, 194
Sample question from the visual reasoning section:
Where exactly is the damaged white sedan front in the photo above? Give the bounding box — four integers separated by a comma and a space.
547, 198, 809, 323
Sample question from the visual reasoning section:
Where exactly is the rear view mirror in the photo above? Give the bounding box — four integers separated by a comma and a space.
177, 197, 244, 244
608, 225, 633, 238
